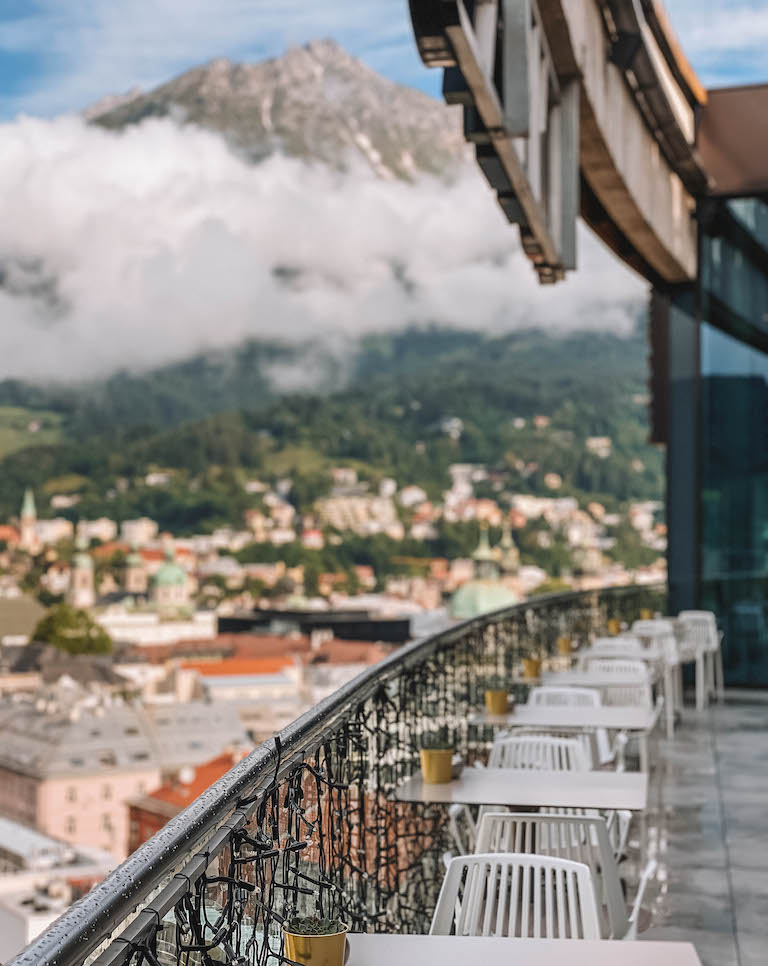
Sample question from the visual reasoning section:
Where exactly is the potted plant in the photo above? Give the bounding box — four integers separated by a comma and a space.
521, 647, 543, 680
283, 915, 349, 966
607, 617, 623, 636
483, 675, 511, 715
418, 729, 455, 784
557, 635, 573, 657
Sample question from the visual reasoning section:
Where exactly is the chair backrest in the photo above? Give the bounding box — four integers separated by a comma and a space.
527, 686, 602, 708
631, 620, 679, 665
601, 681, 654, 709
475, 812, 630, 937
489, 733, 591, 771
431, 851, 603, 939
631, 618, 675, 639
591, 635, 643, 654
678, 610, 719, 651
581, 657, 649, 677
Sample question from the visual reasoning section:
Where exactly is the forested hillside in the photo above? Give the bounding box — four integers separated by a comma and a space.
0, 326, 660, 532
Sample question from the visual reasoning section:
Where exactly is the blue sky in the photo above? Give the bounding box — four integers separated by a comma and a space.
1, 0, 767, 120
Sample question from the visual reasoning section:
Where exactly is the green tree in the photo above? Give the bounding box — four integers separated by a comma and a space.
32, 604, 113, 655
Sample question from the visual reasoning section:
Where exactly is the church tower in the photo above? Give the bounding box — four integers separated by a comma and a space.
499, 520, 520, 576
19, 488, 39, 554
125, 544, 148, 595
69, 538, 95, 609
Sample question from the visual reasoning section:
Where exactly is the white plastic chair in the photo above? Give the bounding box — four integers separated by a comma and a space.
489, 733, 591, 772
631, 619, 680, 737
431, 852, 602, 939
678, 610, 724, 708
474, 812, 656, 939
578, 660, 659, 772
526, 686, 623, 769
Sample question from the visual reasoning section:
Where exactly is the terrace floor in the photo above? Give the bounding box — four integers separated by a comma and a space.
639, 692, 768, 966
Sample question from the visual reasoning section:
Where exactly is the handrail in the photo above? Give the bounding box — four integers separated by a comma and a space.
9, 582, 664, 966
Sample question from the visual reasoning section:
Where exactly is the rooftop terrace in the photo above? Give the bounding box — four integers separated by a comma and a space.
9, 583, 762, 966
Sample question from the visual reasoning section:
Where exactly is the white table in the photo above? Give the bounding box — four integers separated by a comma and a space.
576, 645, 665, 665
575, 647, 675, 739
470, 704, 656, 732
541, 669, 657, 687
394, 766, 648, 810
347, 934, 702, 966
469, 704, 659, 773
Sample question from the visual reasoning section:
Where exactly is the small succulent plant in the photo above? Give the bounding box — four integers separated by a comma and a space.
284, 915, 346, 936
483, 675, 508, 691
418, 727, 455, 750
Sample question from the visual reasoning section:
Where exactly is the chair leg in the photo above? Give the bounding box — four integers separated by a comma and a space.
674, 665, 684, 711
639, 734, 650, 774
663, 667, 675, 739
695, 653, 707, 712
715, 648, 725, 702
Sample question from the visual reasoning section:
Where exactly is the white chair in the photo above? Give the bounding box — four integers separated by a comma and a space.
526, 686, 624, 769
474, 812, 655, 939
578, 660, 659, 772
678, 610, 724, 708
431, 852, 602, 939
489, 733, 591, 771
631, 618, 680, 737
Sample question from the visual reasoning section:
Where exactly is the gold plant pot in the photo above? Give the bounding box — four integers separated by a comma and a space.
522, 657, 541, 680
607, 618, 622, 635
556, 636, 573, 656
484, 689, 509, 715
283, 924, 349, 966
640, 608, 653, 620
419, 748, 454, 784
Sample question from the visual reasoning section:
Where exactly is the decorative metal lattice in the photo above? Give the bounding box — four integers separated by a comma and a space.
10, 585, 664, 966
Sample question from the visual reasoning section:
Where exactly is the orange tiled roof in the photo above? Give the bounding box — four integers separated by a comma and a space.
148, 753, 237, 808
180, 656, 296, 676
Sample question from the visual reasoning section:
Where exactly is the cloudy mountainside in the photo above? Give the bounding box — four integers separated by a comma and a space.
0, 40, 646, 384
88, 39, 467, 178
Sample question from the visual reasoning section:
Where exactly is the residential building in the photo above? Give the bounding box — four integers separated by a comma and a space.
0, 692, 248, 860
76, 518, 118, 545
120, 518, 159, 547
0, 816, 115, 961
96, 609, 216, 647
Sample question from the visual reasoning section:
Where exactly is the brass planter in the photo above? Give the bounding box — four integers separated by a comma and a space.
419, 748, 454, 784
522, 657, 541, 680
484, 689, 509, 714
283, 924, 349, 966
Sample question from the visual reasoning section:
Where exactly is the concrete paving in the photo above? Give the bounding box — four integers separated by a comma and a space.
637, 693, 768, 966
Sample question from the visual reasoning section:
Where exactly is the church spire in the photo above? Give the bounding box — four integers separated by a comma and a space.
472, 523, 499, 580
499, 519, 520, 575
21, 488, 36, 520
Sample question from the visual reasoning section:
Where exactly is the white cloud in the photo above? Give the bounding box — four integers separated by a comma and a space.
0, 113, 645, 382
665, 1, 768, 85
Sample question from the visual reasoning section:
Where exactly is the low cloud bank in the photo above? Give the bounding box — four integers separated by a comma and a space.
0, 114, 646, 381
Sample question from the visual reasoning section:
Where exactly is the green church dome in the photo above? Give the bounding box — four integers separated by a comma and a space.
451, 579, 517, 620
153, 548, 186, 587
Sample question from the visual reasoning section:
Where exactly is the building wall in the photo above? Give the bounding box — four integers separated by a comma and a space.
660, 197, 768, 684
127, 803, 169, 856
36, 769, 161, 860
0, 768, 38, 826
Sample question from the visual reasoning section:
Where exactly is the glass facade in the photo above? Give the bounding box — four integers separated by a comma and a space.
665, 198, 768, 684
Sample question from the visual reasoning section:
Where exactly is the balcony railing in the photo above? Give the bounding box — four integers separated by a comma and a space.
11, 583, 665, 966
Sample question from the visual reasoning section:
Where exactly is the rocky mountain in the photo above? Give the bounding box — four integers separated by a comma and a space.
88, 39, 467, 179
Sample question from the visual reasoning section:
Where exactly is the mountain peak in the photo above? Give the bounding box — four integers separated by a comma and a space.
88, 40, 466, 179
